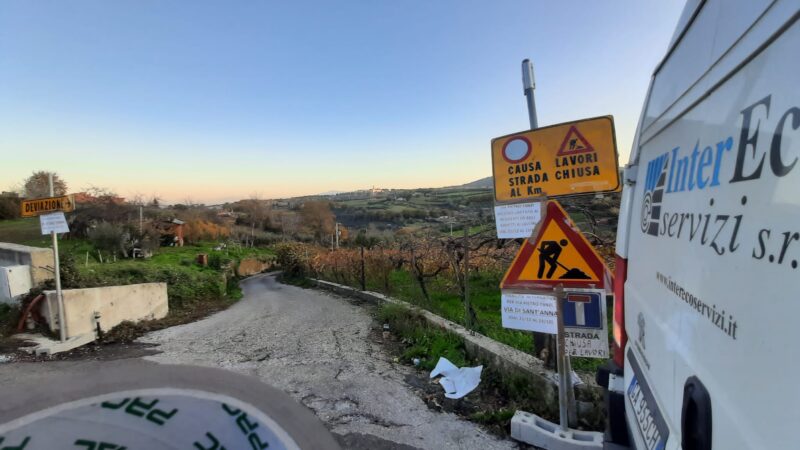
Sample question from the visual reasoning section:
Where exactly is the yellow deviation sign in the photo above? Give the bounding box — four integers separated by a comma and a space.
501, 201, 612, 290
20, 195, 76, 218
491, 116, 621, 202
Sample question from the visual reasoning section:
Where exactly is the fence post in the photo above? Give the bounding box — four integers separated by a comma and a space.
360, 246, 366, 291
463, 227, 471, 330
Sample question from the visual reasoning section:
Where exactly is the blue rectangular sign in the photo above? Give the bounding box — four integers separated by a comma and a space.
562, 291, 603, 329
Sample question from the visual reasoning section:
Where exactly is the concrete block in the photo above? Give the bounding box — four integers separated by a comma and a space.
14, 332, 96, 356
0, 242, 54, 286
0, 265, 32, 304
40, 283, 168, 339
511, 410, 603, 450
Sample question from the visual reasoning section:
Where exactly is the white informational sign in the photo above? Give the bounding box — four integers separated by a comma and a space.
562, 288, 609, 358
40, 212, 69, 235
494, 202, 541, 239
501, 292, 557, 334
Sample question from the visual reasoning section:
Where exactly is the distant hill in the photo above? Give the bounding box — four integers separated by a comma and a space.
455, 176, 492, 189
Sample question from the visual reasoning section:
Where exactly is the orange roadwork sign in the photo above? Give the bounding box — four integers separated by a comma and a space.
491, 116, 620, 202
20, 195, 76, 218
500, 201, 612, 290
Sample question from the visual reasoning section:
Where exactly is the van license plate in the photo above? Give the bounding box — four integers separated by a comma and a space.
628, 376, 667, 450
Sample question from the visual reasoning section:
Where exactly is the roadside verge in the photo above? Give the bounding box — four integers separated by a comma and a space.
307, 277, 604, 429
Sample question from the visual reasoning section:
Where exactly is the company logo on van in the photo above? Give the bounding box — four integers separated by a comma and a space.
640, 95, 799, 241
640, 134, 737, 236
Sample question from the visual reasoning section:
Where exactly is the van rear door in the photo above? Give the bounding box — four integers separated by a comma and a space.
623, 1, 800, 449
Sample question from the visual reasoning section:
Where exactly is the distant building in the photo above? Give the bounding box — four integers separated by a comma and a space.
154, 218, 185, 247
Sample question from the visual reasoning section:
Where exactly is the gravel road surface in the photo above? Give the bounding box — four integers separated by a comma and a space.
139, 273, 517, 449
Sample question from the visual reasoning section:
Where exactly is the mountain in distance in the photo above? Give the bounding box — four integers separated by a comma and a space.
456, 176, 492, 189
310, 176, 492, 198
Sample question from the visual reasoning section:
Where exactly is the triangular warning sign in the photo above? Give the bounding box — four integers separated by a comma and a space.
556, 125, 594, 156
501, 201, 612, 290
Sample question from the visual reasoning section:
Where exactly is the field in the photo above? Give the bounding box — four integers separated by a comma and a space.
0, 218, 42, 245
0, 217, 275, 339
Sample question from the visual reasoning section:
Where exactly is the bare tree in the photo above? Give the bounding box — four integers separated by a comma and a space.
23, 171, 67, 198
300, 200, 335, 244
400, 235, 448, 302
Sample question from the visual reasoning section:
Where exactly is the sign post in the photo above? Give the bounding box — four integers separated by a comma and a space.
20, 175, 73, 343
554, 285, 569, 430
497, 60, 619, 446
48, 174, 66, 343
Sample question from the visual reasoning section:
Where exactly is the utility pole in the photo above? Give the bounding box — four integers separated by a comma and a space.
139, 205, 144, 233
49, 173, 66, 343
335, 222, 340, 249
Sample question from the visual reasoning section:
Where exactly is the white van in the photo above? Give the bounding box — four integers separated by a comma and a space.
598, 1, 800, 449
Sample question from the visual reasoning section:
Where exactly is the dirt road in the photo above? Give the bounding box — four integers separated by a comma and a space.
139, 273, 516, 449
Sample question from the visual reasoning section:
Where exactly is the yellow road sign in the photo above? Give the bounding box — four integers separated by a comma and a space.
20, 195, 76, 218
491, 116, 621, 202
501, 201, 612, 290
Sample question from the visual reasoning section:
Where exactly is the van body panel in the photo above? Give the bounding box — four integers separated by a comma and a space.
617, 1, 800, 449
641, 0, 795, 148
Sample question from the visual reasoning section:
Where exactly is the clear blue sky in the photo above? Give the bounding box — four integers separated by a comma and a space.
0, 0, 685, 204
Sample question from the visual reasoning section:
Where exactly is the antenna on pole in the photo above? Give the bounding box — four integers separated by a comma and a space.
522, 59, 538, 129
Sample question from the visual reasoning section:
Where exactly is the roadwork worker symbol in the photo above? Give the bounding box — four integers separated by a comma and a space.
501, 201, 611, 289
538, 240, 567, 278
536, 239, 590, 280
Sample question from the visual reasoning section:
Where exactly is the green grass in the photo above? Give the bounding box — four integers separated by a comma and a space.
336, 268, 605, 371
470, 409, 516, 425
0, 218, 41, 245
0, 219, 275, 312
376, 303, 602, 431
378, 303, 467, 370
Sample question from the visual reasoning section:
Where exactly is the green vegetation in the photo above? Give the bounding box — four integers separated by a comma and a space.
377, 303, 603, 432
1, 217, 275, 332
340, 268, 605, 372
378, 303, 467, 370
0, 218, 41, 245
469, 409, 516, 425
372, 270, 534, 354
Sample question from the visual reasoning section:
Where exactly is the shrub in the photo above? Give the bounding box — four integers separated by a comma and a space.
0, 196, 21, 220
208, 253, 234, 270
275, 242, 314, 278
183, 220, 230, 243
78, 263, 226, 308
88, 222, 130, 258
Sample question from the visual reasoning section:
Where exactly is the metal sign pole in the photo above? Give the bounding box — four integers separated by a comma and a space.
522, 58, 551, 366
554, 284, 569, 431
522, 59, 538, 129
48, 173, 66, 343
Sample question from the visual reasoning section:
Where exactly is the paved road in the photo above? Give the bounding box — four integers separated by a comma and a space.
139, 273, 517, 449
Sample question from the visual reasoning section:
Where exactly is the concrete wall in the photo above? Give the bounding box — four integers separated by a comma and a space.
41, 283, 168, 339
0, 242, 54, 286
0, 265, 33, 304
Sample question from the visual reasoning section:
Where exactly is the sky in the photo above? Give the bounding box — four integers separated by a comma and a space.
0, 1, 686, 204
